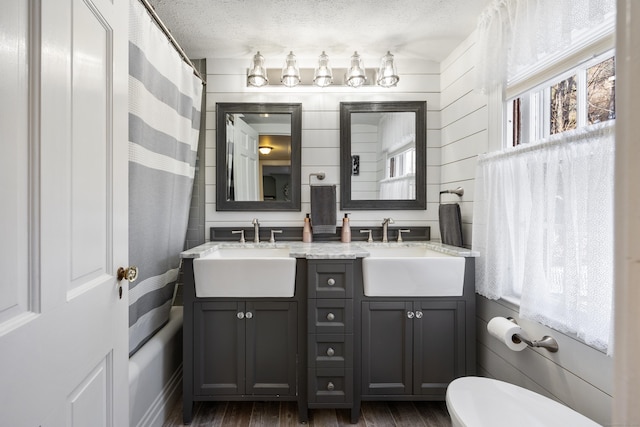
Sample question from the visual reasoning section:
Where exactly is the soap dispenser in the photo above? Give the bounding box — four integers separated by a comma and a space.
303, 213, 313, 243
341, 213, 351, 243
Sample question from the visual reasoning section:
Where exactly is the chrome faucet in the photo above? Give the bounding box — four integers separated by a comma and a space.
251, 218, 260, 243
382, 218, 394, 243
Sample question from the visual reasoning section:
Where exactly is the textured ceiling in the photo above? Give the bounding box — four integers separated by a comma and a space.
147, 0, 492, 62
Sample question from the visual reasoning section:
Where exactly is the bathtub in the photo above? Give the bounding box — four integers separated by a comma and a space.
129, 306, 183, 427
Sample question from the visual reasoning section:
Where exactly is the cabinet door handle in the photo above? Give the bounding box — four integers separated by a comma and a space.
237, 312, 245, 319
327, 278, 336, 286
415, 310, 423, 319
245, 311, 253, 319
327, 381, 335, 391
326, 312, 335, 321
407, 311, 415, 319
326, 347, 335, 357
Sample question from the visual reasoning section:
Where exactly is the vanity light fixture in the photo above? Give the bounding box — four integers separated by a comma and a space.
247, 51, 399, 88
313, 51, 333, 87
281, 51, 301, 87
345, 51, 367, 88
247, 51, 269, 87
377, 51, 399, 87
258, 146, 273, 155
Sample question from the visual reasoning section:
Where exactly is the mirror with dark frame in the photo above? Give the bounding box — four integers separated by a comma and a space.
216, 103, 302, 211
340, 101, 427, 210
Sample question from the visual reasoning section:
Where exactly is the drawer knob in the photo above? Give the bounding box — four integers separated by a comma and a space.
326, 347, 335, 357
237, 312, 245, 319
327, 381, 335, 391
415, 310, 423, 319
326, 312, 335, 321
407, 311, 415, 319
327, 278, 336, 286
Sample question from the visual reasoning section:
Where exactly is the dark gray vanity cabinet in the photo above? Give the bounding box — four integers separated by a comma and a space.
306, 260, 358, 422
193, 300, 298, 397
361, 299, 466, 398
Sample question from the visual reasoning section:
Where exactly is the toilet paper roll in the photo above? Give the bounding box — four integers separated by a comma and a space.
487, 317, 528, 351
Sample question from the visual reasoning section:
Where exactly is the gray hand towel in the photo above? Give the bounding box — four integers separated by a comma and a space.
439, 203, 463, 247
310, 185, 337, 234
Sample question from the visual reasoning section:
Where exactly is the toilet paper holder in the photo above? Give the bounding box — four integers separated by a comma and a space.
507, 317, 559, 353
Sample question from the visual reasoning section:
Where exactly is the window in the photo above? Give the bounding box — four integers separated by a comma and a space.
587, 57, 616, 124
475, 51, 615, 353
474, 0, 616, 355
386, 147, 415, 179
506, 52, 616, 147
550, 75, 578, 134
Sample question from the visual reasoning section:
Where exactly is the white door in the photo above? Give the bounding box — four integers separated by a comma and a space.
0, 0, 129, 426
233, 115, 260, 201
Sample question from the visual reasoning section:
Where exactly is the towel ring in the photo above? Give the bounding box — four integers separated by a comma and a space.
309, 172, 326, 184
439, 186, 464, 203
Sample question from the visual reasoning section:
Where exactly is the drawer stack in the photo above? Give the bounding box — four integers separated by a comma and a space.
307, 260, 354, 408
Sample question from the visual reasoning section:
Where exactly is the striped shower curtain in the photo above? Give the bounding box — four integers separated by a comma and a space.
128, 0, 203, 356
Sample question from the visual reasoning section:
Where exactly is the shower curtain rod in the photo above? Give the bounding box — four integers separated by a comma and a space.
138, 0, 207, 85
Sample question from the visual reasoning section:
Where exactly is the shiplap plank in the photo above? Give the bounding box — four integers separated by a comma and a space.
440, 106, 487, 146
441, 84, 487, 127
440, 32, 476, 88
205, 111, 215, 130
301, 147, 340, 166
440, 70, 479, 111
440, 156, 477, 184
426, 147, 441, 168
302, 129, 340, 148
441, 130, 488, 165
303, 111, 339, 129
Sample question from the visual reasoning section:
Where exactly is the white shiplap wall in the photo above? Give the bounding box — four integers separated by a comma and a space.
440, 34, 613, 425
203, 57, 443, 235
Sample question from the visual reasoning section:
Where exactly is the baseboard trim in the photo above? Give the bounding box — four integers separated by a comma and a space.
136, 364, 183, 427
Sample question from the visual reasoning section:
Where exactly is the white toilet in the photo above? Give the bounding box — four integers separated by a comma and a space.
445, 376, 600, 427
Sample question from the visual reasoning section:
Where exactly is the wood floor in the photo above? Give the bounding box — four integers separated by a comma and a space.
164, 398, 452, 427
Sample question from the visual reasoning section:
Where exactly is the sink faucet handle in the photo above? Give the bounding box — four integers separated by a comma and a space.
270, 229, 283, 243
383, 217, 394, 225
231, 230, 245, 243
397, 229, 411, 243
251, 218, 260, 225
360, 229, 373, 243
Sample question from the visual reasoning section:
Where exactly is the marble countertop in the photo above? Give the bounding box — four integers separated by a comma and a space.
180, 240, 479, 259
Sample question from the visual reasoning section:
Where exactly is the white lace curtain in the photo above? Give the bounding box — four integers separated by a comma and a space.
475, 0, 615, 92
379, 112, 415, 153
473, 123, 615, 353
379, 176, 415, 200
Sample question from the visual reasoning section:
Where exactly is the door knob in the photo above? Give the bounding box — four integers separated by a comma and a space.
117, 266, 138, 282
116, 266, 138, 299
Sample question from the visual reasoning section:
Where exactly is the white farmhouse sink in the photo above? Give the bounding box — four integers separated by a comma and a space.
193, 247, 296, 297
362, 246, 465, 296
